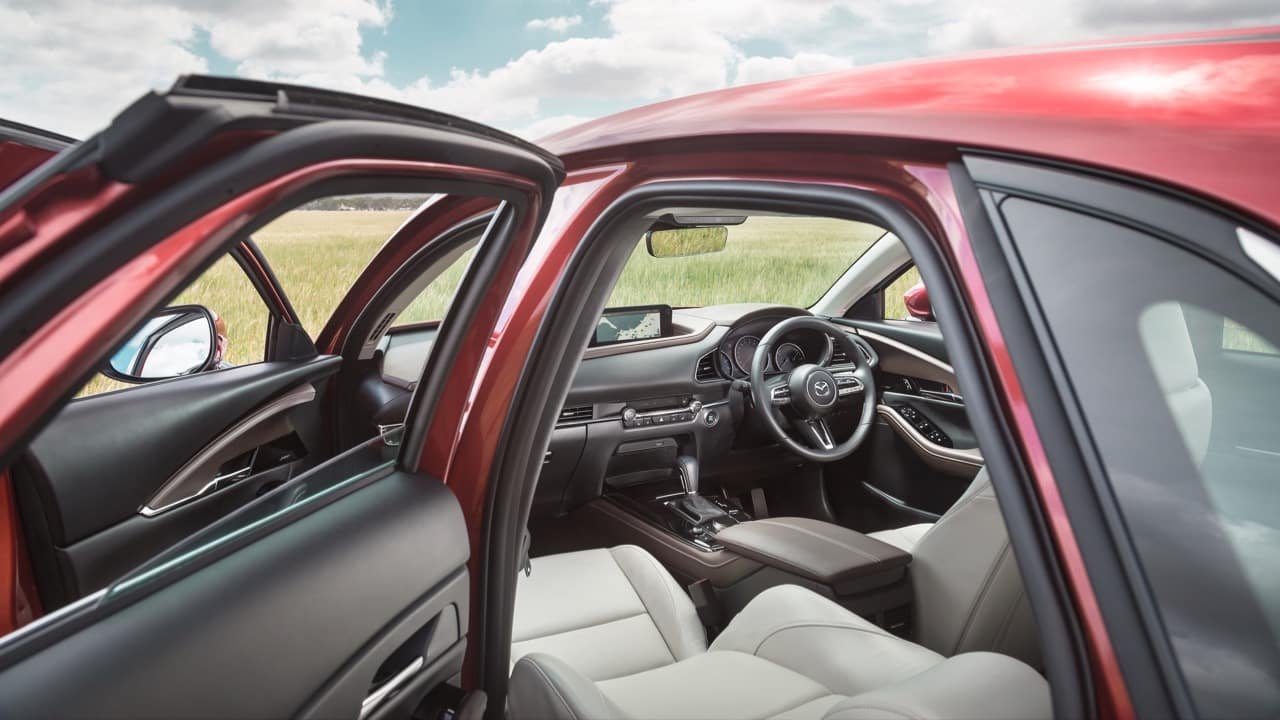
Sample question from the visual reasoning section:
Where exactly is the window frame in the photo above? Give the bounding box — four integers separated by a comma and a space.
966, 153, 1280, 719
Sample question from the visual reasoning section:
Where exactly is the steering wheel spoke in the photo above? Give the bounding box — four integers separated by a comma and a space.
795, 417, 836, 451
831, 368, 864, 401
765, 374, 792, 405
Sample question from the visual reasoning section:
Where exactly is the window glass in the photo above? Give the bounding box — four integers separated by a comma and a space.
883, 265, 924, 320
1223, 318, 1280, 355
1002, 196, 1280, 716
254, 194, 428, 337
393, 246, 476, 328
76, 254, 268, 398
608, 216, 886, 309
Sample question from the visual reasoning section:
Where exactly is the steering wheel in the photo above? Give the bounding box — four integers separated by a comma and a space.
748, 316, 879, 462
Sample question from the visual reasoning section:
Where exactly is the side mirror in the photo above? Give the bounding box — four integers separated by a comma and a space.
903, 282, 934, 321
105, 305, 218, 383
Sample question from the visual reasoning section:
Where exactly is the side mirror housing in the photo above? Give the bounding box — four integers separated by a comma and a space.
104, 305, 218, 383
903, 282, 934, 321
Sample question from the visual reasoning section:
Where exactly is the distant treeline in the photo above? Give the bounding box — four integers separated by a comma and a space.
300, 194, 429, 211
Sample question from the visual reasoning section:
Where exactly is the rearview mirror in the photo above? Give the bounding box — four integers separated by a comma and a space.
645, 226, 729, 258
105, 305, 218, 383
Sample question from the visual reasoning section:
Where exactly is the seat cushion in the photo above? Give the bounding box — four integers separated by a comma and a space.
512, 545, 707, 680
510, 583, 1051, 720
866, 522, 932, 552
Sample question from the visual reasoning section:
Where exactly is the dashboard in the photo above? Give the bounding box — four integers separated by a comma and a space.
716, 317, 834, 379
376, 303, 863, 518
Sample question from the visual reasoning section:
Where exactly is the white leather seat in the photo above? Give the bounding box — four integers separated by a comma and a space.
510, 546, 1050, 720
865, 522, 931, 552
511, 545, 707, 680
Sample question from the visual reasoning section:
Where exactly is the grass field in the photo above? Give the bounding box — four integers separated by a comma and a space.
76, 211, 919, 396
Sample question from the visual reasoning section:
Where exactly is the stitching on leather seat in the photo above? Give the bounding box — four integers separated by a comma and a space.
610, 546, 681, 663
953, 532, 1009, 653
513, 611, 650, 644
521, 657, 582, 720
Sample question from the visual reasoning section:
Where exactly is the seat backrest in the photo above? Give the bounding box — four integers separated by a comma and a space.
911, 305, 1213, 670
910, 469, 1042, 668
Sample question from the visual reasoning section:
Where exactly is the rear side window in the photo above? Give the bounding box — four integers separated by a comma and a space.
1000, 197, 1280, 717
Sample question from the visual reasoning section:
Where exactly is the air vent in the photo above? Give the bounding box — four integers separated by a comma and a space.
829, 339, 851, 365
694, 352, 720, 382
368, 311, 396, 343
557, 405, 593, 425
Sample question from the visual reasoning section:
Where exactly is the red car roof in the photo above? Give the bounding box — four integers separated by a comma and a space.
544, 26, 1280, 228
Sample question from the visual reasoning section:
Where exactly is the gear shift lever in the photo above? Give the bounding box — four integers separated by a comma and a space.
671, 456, 729, 527
676, 455, 699, 495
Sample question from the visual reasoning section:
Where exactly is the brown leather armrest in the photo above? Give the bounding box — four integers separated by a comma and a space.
714, 517, 911, 586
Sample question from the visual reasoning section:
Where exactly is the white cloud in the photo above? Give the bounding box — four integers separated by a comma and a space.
927, 0, 1280, 53
2, 0, 1277, 141
526, 15, 583, 33
734, 53, 855, 86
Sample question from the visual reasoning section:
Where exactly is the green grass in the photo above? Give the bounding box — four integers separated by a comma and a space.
608, 217, 886, 308
79, 212, 901, 397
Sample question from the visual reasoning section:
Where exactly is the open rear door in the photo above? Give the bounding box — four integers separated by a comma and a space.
0, 77, 562, 719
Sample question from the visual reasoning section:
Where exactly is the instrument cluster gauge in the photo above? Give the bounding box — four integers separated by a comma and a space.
717, 350, 735, 378
733, 336, 762, 374
773, 342, 806, 372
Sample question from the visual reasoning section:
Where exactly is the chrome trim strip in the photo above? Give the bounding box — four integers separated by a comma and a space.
1237, 445, 1280, 459
853, 328, 955, 376
140, 384, 316, 517
877, 404, 983, 476
360, 655, 425, 719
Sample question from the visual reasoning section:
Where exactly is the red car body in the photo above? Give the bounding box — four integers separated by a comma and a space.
1, 25, 1278, 719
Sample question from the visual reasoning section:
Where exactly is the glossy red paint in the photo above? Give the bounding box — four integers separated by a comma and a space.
0, 141, 55, 193
904, 163, 1134, 719
0, 158, 544, 465
544, 28, 1280, 229
0, 470, 40, 636
902, 282, 933, 321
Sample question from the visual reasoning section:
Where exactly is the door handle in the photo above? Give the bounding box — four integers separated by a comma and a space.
360, 656, 424, 720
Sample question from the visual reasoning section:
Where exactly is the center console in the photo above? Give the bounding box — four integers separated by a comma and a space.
587, 454, 913, 635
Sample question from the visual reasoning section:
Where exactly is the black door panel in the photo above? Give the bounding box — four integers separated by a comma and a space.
16, 355, 341, 606
0, 459, 470, 720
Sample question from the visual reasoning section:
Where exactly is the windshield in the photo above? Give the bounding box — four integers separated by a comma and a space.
607, 216, 886, 309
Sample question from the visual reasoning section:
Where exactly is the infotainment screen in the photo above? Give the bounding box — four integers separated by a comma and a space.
592, 304, 673, 347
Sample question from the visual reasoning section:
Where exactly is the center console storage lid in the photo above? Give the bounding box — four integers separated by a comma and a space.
714, 517, 910, 586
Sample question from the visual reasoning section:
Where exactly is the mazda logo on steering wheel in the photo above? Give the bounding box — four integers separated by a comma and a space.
813, 381, 831, 396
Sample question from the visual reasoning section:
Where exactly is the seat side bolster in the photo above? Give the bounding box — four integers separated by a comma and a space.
821, 652, 1052, 720
509, 654, 624, 720
711, 585, 942, 697
609, 544, 708, 660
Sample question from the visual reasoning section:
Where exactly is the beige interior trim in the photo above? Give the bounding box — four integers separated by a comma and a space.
877, 404, 982, 478
141, 384, 317, 516
581, 317, 715, 360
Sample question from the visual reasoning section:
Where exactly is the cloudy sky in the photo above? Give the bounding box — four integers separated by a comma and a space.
2, 0, 1278, 140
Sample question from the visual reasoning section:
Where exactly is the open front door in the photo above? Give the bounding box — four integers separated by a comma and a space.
0, 77, 562, 719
